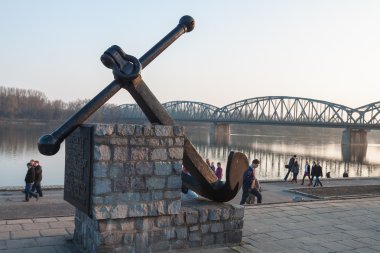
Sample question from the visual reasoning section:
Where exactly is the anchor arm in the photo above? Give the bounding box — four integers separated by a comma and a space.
38, 16, 194, 156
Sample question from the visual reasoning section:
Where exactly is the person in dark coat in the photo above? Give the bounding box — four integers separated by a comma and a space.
31, 160, 43, 197
309, 161, 316, 186
291, 160, 299, 183
313, 161, 323, 187
240, 159, 262, 204
25, 160, 38, 201
284, 155, 296, 181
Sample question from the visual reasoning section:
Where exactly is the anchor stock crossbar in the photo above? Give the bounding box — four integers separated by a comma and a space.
38, 16, 248, 202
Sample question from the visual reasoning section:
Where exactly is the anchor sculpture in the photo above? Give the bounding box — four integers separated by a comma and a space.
38, 16, 249, 202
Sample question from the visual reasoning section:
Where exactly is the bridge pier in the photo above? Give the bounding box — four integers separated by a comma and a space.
341, 128, 368, 163
210, 123, 230, 145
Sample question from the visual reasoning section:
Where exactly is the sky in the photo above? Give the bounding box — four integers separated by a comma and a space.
1, 0, 380, 109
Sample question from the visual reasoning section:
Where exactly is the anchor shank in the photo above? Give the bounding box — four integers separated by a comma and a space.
125, 77, 218, 184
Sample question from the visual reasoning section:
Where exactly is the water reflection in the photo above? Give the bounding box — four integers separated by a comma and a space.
0, 122, 380, 186
0, 122, 65, 187
185, 124, 380, 180
341, 144, 367, 163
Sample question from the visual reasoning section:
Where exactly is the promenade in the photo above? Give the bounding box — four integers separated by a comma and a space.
1, 178, 379, 253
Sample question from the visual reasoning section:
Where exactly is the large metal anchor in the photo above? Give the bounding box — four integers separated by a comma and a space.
38, 16, 248, 202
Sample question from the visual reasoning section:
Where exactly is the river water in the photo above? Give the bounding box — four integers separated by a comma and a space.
1, 122, 379, 187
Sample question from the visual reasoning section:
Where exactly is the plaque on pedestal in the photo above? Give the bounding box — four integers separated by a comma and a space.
64, 125, 93, 215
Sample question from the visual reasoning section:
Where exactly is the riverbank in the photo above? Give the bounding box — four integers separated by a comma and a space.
1, 177, 379, 220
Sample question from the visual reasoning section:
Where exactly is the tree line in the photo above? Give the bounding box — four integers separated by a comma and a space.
0, 86, 122, 122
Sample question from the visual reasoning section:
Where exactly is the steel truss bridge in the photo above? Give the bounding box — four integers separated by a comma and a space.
117, 96, 380, 129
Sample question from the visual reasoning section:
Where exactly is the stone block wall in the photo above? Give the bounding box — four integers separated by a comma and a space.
90, 124, 184, 219
75, 200, 244, 253
72, 123, 244, 253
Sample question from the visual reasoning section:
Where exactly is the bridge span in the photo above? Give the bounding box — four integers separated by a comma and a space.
118, 96, 380, 129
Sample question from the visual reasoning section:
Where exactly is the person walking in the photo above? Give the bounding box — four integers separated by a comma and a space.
215, 162, 223, 181
309, 161, 316, 186
240, 159, 262, 205
301, 160, 312, 185
291, 160, 299, 183
31, 160, 43, 197
284, 155, 296, 181
24, 160, 38, 201
313, 161, 323, 187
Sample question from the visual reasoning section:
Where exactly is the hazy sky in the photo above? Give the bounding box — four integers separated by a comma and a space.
1, 1, 379, 109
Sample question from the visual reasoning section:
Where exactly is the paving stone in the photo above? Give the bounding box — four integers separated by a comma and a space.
6, 219, 33, 225
1, 246, 57, 253
11, 230, 40, 239
0, 232, 9, 240
54, 244, 80, 253
48, 221, 74, 229
319, 241, 353, 251
266, 231, 295, 240
33, 218, 58, 223
353, 237, 380, 246
344, 230, 375, 238
0, 241, 5, 250
35, 235, 67, 246
338, 239, 369, 249
6, 238, 38, 248
22, 223, 50, 230
40, 228, 67, 237
56, 217, 74, 222
0, 225, 22, 232
352, 247, 380, 253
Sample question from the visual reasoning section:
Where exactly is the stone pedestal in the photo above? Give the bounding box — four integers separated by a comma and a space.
67, 124, 244, 253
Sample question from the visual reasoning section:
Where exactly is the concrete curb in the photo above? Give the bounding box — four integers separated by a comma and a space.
0, 185, 64, 191
260, 176, 380, 184
1, 177, 379, 191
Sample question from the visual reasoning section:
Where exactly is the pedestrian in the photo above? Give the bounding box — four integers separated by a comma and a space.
284, 155, 296, 181
291, 160, 299, 183
301, 160, 312, 185
240, 159, 262, 204
210, 162, 216, 173
215, 162, 223, 181
24, 160, 38, 201
181, 165, 198, 200
313, 161, 323, 187
309, 161, 316, 186
206, 158, 211, 167
31, 160, 43, 197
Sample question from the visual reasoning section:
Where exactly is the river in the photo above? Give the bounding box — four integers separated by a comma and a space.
1, 121, 379, 187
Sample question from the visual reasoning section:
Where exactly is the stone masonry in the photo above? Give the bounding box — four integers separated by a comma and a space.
72, 124, 244, 253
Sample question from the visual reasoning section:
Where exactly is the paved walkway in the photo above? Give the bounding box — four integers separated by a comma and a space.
0, 216, 77, 253
0, 178, 379, 252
